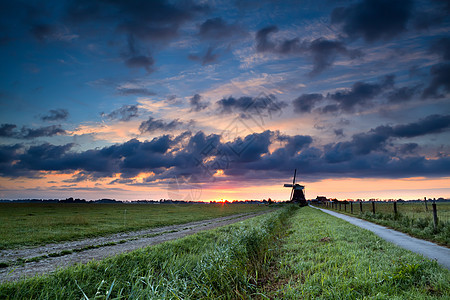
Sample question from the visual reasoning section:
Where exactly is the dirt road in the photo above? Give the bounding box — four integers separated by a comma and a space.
0, 211, 268, 283
311, 205, 450, 270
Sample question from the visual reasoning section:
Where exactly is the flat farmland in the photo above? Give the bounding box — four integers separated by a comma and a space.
0, 203, 272, 249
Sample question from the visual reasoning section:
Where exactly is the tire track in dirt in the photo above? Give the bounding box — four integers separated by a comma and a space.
0, 211, 269, 282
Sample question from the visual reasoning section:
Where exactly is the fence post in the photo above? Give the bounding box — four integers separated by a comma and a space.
351, 202, 353, 214
372, 201, 376, 214
424, 197, 428, 212
360, 201, 363, 213
344, 202, 347, 211
339, 202, 341, 210
393, 201, 398, 215
432, 201, 438, 229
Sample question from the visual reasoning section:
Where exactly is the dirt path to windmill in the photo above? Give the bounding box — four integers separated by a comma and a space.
310, 205, 450, 270
0, 211, 268, 283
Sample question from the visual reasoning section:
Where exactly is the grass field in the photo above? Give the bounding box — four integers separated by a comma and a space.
1, 205, 448, 299
316, 202, 450, 246
267, 207, 450, 299
0, 203, 272, 249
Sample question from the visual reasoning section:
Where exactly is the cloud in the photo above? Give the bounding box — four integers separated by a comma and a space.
292, 93, 323, 113
331, 0, 413, 42
65, 0, 208, 42
422, 63, 450, 99
117, 87, 156, 96
216, 94, 286, 116
0, 124, 66, 139
255, 25, 361, 75
429, 37, 450, 61
190, 94, 208, 112
123, 35, 154, 72
198, 17, 246, 40
387, 86, 420, 103
102, 105, 139, 122
293, 76, 395, 114
41, 109, 69, 121
1, 117, 449, 182
188, 47, 220, 65
324, 75, 394, 112
139, 117, 184, 133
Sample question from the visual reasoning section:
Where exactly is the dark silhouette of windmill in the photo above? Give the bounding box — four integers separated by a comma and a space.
284, 169, 307, 206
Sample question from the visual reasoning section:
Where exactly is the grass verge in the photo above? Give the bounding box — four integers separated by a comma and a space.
314, 203, 450, 246
265, 207, 450, 299
0, 206, 294, 299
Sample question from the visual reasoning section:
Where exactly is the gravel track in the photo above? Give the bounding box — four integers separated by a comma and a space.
0, 211, 268, 283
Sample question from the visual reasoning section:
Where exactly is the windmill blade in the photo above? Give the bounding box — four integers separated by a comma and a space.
290, 187, 294, 201
292, 169, 297, 185
284, 184, 293, 187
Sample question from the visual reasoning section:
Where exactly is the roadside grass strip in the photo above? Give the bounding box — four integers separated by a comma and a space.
268, 207, 450, 299
0, 206, 294, 299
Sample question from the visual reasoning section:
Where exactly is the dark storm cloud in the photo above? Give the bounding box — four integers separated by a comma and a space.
390, 114, 450, 137
65, 0, 208, 42
331, 0, 413, 42
292, 93, 323, 113
188, 47, 220, 65
0, 124, 17, 138
102, 105, 139, 122
216, 94, 286, 116
422, 63, 450, 99
41, 109, 69, 121
255, 26, 361, 75
139, 117, 183, 133
0, 124, 66, 139
387, 86, 420, 103
429, 37, 450, 61
308, 38, 362, 76
116, 87, 156, 96
123, 35, 154, 72
198, 17, 246, 40
1, 117, 450, 181
190, 94, 208, 112
398, 143, 418, 154
324, 75, 395, 112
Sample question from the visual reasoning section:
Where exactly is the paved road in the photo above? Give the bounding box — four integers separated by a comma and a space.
310, 205, 450, 270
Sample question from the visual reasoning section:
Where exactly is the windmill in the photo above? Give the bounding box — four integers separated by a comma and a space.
283, 169, 307, 206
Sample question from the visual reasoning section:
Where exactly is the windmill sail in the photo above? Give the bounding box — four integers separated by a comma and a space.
283, 169, 307, 206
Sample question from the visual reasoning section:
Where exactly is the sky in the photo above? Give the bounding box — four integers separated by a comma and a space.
0, 0, 449, 202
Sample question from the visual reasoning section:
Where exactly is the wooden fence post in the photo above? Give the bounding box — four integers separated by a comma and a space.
432, 202, 438, 229
339, 202, 341, 210
344, 202, 347, 211
372, 201, 376, 214
351, 202, 353, 214
424, 197, 428, 211
360, 201, 363, 213
393, 201, 398, 215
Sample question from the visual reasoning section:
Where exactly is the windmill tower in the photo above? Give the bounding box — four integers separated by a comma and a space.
283, 169, 307, 206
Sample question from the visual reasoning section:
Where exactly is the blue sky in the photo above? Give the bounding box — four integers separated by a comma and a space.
0, 0, 449, 201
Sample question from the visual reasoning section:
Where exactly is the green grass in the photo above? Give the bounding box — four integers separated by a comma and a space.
266, 207, 450, 299
318, 202, 450, 246
0, 203, 272, 249
0, 206, 293, 299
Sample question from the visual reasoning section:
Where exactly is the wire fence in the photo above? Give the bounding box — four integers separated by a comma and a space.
313, 201, 450, 225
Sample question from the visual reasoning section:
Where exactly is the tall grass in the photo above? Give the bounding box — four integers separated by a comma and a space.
0, 206, 295, 299
268, 207, 450, 299
318, 202, 450, 246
